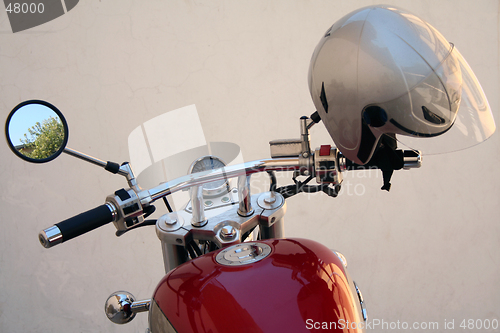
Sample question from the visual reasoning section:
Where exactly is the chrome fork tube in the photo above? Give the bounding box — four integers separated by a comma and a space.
237, 175, 254, 217
161, 243, 188, 273
191, 185, 207, 227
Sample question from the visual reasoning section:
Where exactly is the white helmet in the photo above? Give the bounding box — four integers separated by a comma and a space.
309, 5, 496, 165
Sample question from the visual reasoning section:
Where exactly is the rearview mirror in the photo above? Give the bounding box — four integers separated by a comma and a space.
5, 100, 69, 163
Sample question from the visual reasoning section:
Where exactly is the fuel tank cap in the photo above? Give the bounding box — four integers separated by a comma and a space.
215, 242, 272, 266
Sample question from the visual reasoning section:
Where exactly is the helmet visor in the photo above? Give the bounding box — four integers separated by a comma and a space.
392, 47, 495, 154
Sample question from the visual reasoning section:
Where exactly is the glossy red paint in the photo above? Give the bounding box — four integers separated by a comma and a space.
151, 238, 364, 332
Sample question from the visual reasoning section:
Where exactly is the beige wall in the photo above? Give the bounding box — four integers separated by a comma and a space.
1, 1, 498, 332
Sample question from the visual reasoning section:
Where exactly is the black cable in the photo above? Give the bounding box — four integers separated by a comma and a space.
322, 184, 341, 197
186, 242, 197, 259
191, 240, 203, 257
115, 219, 157, 237
209, 242, 218, 252
143, 205, 156, 218
163, 197, 173, 213
276, 173, 315, 198
276, 173, 340, 198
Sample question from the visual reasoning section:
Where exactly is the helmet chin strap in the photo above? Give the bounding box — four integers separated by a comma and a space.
366, 135, 404, 191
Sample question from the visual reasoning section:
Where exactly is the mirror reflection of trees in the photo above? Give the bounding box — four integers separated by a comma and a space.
18, 116, 64, 159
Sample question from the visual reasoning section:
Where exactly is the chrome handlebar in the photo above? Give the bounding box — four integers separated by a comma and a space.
40, 140, 421, 248
140, 157, 305, 205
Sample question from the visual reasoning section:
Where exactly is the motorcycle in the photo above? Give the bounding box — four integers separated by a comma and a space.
3, 4, 497, 333
7, 99, 397, 332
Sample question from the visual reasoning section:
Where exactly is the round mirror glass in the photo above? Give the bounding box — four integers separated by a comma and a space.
5, 100, 69, 163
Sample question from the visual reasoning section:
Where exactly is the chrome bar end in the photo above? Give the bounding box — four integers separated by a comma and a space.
403, 150, 422, 169
39, 225, 63, 248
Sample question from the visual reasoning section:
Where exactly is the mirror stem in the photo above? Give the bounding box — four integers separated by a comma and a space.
64, 147, 108, 169
63, 147, 140, 191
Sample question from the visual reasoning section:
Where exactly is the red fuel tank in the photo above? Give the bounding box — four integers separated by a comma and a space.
149, 238, 365, 332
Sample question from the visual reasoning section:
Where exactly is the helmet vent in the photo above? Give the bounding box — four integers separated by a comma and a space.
320, 82, 329, 113
422, 106, 446, 124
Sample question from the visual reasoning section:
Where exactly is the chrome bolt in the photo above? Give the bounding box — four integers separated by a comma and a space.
220, 225, 236, 240
302, 152, 309, 158
165, 218, 177, 226
264, 196, 276, 204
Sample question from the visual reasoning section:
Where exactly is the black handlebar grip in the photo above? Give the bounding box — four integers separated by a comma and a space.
39, 204, 115, 248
